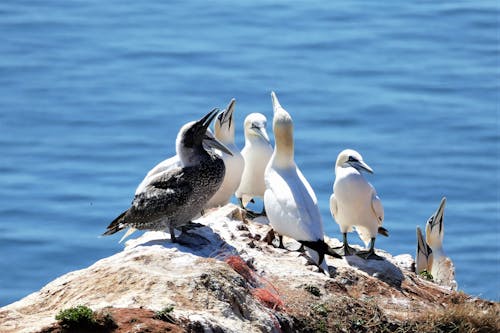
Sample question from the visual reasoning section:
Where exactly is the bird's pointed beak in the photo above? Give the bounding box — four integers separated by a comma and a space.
416, 226, 429, 255
271, 91, 283, 114
221, 98, 236, 127
203, 134, 233, 156
351, 159, 374, 174
430, 197, 446, 233
251, 125, 270, 143
200, 108, 220, 130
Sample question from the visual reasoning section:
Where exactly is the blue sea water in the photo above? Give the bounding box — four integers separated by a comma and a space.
0, 0, 498, 306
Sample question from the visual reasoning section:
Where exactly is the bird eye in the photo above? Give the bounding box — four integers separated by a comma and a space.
348, 156, 357, 162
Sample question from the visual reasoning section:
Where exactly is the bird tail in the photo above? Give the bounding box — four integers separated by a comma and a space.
378, 226, 389, 237
102, 210, 128, 236
298, 239, 343, 263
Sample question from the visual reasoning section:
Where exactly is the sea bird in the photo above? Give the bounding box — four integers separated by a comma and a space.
264, 91, 340, 273
103, 108, 232, 242
416, 197, 457, 289
330, 149, 388, 260
235, 112, 273, 215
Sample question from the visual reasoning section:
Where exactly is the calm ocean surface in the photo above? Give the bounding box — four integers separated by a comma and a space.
0, 1, 498, 305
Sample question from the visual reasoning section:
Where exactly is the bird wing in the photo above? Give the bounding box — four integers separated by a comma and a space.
135, 155, 182, 195
416, 226, 431, 274
129, 166, 194, 220
329, 193, 338, 219
265, 167, 323, 241
370, 186, 384, 226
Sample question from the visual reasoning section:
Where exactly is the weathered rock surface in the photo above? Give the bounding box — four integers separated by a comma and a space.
1, 204, 498, 333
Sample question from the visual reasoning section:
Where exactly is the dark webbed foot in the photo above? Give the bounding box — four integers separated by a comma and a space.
333, 233, 358, 256
180, 221, 204, 232
333, 244, 358, 256
244, 208, 267, 219
356, 249, 384, 260
356, 238, 383, 260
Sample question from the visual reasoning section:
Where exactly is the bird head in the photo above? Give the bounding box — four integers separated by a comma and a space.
177, 109, 233, 164
243, 112, 270, 143
335, 149, 373, 174
425, 197, 446, 248
214, 98, 236, 143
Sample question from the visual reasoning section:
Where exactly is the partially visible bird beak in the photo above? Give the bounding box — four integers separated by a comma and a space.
271, 91, 283, 114
200, 108, 220, 130
351, 159, 374, 174
251, 124, 270, 143
223, 98, 236, 127
203, 134, 233, 156
430, 197, 446, 234
416, 226, 431, 273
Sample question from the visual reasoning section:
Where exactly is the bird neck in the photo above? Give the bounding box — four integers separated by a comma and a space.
215, 125, 235, 145
430, 245, 445, 258
272, 132, 294, 168
336, 165, 361, 178
178, 145, 208, 167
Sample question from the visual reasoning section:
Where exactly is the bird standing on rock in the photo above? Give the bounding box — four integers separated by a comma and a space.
330, 149, 388, 260
235, 112, 273, 215
103, 108, 232, 243
264, 91, 340, 274
416, 197, 456, 289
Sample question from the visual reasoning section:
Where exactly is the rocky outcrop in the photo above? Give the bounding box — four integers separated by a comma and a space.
1, 204, 498, 332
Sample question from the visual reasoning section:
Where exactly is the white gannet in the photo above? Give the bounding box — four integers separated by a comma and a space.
418, 197, 457, 289
415, 226, 431, 275
103, 109, 232, 243
264, 91, 340, 274
235, 112, 273, 213
204, 98, 245, 209
330, 149, 388, 260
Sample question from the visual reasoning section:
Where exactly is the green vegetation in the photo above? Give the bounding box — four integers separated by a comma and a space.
55, 305, 96, 329
311, 303, 330, 317
419, 270, 434, 281
154, 305, 176, 323
304, 284, 321, 297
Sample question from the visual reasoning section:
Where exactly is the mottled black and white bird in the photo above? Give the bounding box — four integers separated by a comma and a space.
103, 108, 232, 242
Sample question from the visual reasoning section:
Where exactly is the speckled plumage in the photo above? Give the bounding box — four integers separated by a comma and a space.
104, 109, 229, 240
113, 155, 224, 231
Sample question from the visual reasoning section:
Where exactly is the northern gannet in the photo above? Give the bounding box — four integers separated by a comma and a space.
416, 197, 457, 289
264, 91, 340, 273
330, 149, 388, 260
204, 98, 245, 209
415, 226, 431, 275
235, 112, 273, 212
103, 109, 232, 242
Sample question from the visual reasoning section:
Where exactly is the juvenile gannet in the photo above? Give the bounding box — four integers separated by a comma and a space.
235, 112, 273, 212
330, 149, 388, 260
103, 109, 232, 242
264, 91, 340, 273
204, 98, 244, 209
418, 197, 457, 289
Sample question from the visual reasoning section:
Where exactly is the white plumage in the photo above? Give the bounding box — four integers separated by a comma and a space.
264, 91, 336, 273
416, 197, 457, 289
330, 149, 387, 259
235, 112, 273, 209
